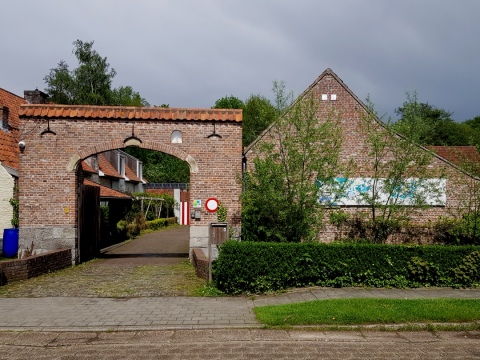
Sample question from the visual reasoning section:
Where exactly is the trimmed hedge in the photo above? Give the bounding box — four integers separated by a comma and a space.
146, 217, 177, 230
213, 241, 480, 294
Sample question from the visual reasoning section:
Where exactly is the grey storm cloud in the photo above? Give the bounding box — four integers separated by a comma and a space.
1, 0, 479, 121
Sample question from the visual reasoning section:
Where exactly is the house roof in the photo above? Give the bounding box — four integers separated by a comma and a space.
81, 160, 97, 174
427, 146, 480, 167
244, 68, 369, 154
243, 68, 480, 181
0, 88, 27, 170
18, 104, 242, 122
83, 179, 131, 199
98, 153, 124, 179
125, 163, 143, 183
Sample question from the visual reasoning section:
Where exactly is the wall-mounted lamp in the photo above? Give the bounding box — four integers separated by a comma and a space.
18, 141, 26, 152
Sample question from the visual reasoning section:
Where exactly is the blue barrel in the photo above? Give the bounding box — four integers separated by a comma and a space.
3, 228, 19, 257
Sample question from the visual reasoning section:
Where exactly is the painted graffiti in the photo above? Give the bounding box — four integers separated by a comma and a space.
318, 178, 446, 206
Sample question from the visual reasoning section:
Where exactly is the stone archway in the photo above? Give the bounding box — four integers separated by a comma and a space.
18, 105, 242, 262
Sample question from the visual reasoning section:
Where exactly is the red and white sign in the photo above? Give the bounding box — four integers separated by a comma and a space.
205, 198, 219, 212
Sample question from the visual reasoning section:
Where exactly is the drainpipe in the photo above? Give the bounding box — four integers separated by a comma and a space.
242, 153, 247, 193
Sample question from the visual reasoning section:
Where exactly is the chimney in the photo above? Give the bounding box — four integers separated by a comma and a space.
24, 89, 48, 104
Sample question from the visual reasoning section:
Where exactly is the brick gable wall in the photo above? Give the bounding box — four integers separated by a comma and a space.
245, 69, 479, 242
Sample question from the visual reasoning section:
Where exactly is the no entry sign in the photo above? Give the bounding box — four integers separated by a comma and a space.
205, 198, 219, 212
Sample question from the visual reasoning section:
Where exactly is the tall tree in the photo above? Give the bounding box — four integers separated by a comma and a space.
392, 92, 475, 146
124, 148, 189, 183
242, 94, 277, 147
351, 96, 444, 242
44, 40, 148, 106
212, 95, 245, 110
111, 86, 150, 107
212, 94, 278, 147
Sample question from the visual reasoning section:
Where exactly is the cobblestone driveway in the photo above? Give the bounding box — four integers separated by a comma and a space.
0, 226, 206, 298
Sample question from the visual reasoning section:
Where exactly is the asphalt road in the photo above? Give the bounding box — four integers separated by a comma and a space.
0, 329, 479, 359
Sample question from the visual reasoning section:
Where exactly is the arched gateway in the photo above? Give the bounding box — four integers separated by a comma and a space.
18, 104, 242, 263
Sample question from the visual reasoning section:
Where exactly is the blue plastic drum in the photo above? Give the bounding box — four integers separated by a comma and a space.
2, 228, 19, 257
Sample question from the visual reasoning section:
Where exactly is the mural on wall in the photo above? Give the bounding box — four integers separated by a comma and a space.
318, 178, 447, 206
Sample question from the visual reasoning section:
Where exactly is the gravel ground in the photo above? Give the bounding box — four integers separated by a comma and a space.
0, 226, 206, 298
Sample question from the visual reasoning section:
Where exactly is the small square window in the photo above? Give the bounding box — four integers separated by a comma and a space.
321, 94, 328, 101
331, 94, 337, 101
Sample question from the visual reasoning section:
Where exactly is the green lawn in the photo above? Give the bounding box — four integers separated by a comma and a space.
254, 298, 480, 327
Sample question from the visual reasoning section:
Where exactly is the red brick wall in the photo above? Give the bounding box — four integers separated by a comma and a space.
191, 248, 209, 280
0, 248, 71, 285
18, 114, 242, 255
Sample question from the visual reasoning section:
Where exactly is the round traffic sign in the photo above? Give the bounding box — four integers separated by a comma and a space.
205, 198, 219, 212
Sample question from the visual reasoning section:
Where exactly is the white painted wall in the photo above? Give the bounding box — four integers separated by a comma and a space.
174, 188, 180, 223
0, 164, 14, 239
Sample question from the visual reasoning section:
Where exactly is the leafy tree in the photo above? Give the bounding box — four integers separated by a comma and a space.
243, 94, 277, 147
461, 116, 480, 147
352, 96, 444, 242
124, 148, 189, 183
44, 40, 148, 106
212, 94, 278, 147
463, 116, 480, 131
393, 92, 480, 146
111, 85, 149, 107
242, 81, 344, 242
212, 95, 245, 110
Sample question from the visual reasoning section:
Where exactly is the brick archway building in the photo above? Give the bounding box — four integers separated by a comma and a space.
18, 105, 242, 262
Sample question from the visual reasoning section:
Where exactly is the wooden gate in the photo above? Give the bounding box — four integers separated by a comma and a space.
77, 184, 100, 263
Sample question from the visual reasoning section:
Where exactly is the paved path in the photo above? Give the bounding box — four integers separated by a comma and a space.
0, 288, 479, 331
98, 225, 190, 266
0, 227, 479, 358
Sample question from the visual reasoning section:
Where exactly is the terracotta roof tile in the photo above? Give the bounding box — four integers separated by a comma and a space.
19, 104, 242, 122
125, 163, 142, 183
0, 88, 27, 170
81, 160, 97, 174
427, 146, 480, 166
98, 153, 123, 179
84, 179, 131, 199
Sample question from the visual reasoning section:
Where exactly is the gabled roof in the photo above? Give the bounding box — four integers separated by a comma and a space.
0, 88, 27, 170
83, 179, 131, 199
125, 163, 143, 183
19, 104, 242, 122
243, 68, 480, 181
81, 160, 97, 174
244, 68, 369, 153
98, 153, 124, 179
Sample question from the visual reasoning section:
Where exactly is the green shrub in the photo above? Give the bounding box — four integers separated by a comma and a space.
217, 202, 227, 222
125, 212, 147, 239
100, 205, 109, 222
452, 251, 480, 287
9, 197, 19, 228
435, 214, 480, 245
329, 210, 349, 226
146, 217, 177, 230
213, 241, 480, 294
117, 220, 127, 232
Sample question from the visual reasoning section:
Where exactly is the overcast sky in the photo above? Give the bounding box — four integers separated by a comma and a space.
2, 0, 479, 121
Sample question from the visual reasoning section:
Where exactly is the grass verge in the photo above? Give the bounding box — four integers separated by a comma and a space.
254, 298, 480, 327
